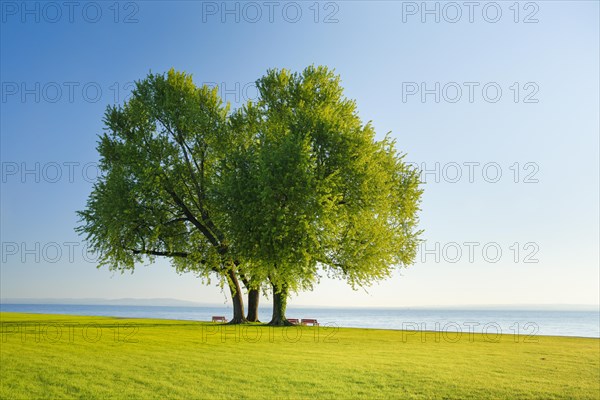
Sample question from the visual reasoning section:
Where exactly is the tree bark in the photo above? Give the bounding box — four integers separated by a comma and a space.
226, 269, 248, 324
268, 283, 292, 326
246, 288, 260, 322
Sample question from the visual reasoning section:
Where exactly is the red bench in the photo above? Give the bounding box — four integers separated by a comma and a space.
287, 318, 300, 324
301, 318, 319, 326
212, 316, 227, 323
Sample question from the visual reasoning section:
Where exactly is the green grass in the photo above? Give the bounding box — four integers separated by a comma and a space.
1, 312, 598, 399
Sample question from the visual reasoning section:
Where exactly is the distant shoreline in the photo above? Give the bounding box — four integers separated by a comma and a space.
1, 311, 598, 341
2, 304, 598, 338
1, 299, 598, 311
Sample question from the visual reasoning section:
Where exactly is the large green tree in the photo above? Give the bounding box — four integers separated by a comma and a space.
220, 66, 423, 325
77, 69, 254, 323
78, 67, 422, 326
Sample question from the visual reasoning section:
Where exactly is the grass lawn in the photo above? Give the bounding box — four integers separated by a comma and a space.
1, 312, 598, 399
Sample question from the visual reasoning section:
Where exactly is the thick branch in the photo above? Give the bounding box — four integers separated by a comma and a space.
126, 247, 222, 275
164, 186, 220, 248
157, 118, 226, 246
128, 248, 189, 258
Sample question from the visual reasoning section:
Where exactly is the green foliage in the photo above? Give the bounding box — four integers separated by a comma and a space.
77, 69, 232, 282
220, 66, 423, 293
77, 66, 423, 302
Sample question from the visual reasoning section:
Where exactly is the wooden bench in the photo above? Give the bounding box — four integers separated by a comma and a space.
301, 318, 319, 326
211, 316, 227, 323
287, 318, 300, 324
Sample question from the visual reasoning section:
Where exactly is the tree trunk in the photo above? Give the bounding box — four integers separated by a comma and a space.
246, 288, 260, 322
268, 283, 292, 326
226, 269, 248, 324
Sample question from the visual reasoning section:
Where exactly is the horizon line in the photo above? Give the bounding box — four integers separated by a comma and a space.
1, 298, 598, 311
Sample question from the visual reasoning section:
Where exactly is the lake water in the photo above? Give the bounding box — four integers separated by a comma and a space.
1, 303, 598, 338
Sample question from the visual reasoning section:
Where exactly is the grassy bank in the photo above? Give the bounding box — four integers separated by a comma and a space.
0, 312, 598, 399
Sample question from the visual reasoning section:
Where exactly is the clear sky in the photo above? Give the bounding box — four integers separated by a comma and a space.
1, 1, 598, 308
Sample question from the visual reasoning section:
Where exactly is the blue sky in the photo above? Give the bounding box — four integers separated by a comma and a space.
1, 1, 598, 309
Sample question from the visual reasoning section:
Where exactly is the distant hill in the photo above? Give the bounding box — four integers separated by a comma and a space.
0, 298, 216, 307
1, 298, 597, 311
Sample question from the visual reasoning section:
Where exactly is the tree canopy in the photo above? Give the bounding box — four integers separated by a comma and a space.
220, 66, 422, 323
77, 66, 423, 325
77, 70, 251, 323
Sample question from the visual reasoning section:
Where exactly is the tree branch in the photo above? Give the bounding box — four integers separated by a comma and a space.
163, 186, 221, 248
128, 248, 189, 258
156, 117, 226, 245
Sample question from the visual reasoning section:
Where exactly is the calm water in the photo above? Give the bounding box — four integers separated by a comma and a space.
1, 304, 598, 338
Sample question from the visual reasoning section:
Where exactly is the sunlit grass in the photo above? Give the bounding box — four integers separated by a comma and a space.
1, 312, 598, 399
